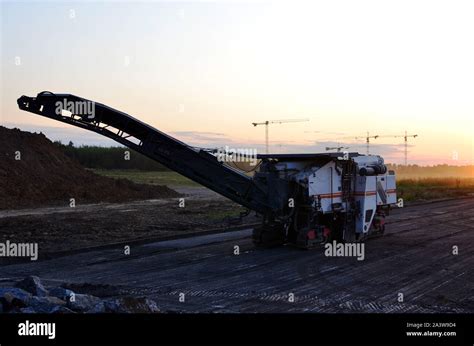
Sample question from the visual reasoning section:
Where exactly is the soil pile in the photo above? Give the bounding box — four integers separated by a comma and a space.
0, 126, 180, 209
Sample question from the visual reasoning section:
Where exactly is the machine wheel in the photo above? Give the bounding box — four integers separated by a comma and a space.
371, 212, 386, 236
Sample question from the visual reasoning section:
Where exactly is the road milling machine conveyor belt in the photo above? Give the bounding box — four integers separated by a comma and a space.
18, 92, 397, 248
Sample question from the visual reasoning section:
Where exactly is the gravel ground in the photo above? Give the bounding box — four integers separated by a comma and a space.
0, 189, 259, 256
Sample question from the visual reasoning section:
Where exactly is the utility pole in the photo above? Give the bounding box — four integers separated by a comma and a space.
252, 119, 309, 154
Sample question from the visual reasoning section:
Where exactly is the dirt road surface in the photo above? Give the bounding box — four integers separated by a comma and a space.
1, 198, 473, 313
0, 190, 256, 253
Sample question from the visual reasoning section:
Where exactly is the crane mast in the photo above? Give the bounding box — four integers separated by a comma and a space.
378, 131, 418, 165
354, 132, 379, 155
252, 119, 309, 154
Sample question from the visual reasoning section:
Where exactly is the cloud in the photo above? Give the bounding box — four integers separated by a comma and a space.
2, 123, 452, 165
170, 131, 226, 144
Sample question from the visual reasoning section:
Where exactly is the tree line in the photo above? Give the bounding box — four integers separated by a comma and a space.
53, 141, 473, 176
386, 163, 473, 178
54, 141, 169, 171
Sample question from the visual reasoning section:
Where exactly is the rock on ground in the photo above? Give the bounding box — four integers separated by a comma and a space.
103, 297, 160, 313
15, 276, 49, 297
0, 287, 32, 311
66, 294, 103, 313
1, 276, 162, 314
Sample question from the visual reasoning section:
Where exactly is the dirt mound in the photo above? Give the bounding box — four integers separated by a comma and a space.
0, 126, 181, 209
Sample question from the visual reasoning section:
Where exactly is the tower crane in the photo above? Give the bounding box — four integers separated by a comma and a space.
304, 133, 352, 152
378, 131, 418, 165
354, 132, 379, 155
325, 146, 349, 152
252, 119, 309, 154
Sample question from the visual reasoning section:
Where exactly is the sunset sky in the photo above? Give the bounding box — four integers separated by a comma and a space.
1, 0, 473, 165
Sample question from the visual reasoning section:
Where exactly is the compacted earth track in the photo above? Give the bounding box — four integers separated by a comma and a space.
0, 198, 473, 313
